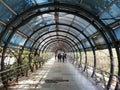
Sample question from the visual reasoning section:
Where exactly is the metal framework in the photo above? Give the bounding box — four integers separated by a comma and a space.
0, 1, 120, 89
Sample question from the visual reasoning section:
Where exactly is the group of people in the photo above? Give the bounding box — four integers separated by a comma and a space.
55, 53, 66, 63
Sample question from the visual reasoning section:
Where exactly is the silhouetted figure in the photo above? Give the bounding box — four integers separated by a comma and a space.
62, 53, 66, 63
58, 53, 62, 62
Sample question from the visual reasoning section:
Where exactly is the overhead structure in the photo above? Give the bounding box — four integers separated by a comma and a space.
0, 0, 120, 90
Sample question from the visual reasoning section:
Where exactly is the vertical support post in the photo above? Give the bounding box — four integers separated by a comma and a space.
107, 46, 114, 89
84, 51, 87, 71
91, 49, 96, 77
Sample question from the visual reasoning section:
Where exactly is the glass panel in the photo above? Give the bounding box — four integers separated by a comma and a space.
59, 16, 73, 22
59, 19, 71, 25
3, 30, 11, 42
100, 12, 115, 25
114, 27, 120, 41
81, 0, 113, 15
58, 25, 69, 31
0, 3, 16, 23
4, 0, 35, 14
28, 16, 44, 30
19, 25, 32, 36
10, 33, 26, 45
75, 16, 89, 27
69, 28, 80, 36
26, 40, 33, 47
90, 38, 95, 46
57, 0, 80, 5
43, 13, 54, 18
78, 44, 83, 49
0, 25, 4, 34
36, 0, 53, 4
32, 28, 48, 39
41, 34, 50, 40
72, 23, 84, 30
48, 25, 56, 31
82, 40, 90, 48
83, 30, 90, 36
100, 0, 120, 25
45, 19, 55, 25
49, 32, 56, 36
66, 34, 76, 41
58, 32, 67, 36
77, 33, 85, 40
60, 14, 74, 20
83, 25, 97, 36
87, 25, 97, 34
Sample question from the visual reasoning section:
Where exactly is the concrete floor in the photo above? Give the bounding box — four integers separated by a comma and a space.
8, 57, 100, 90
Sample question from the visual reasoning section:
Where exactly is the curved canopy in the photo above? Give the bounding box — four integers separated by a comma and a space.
0, 0, 119, 52
0, 1, 120, 89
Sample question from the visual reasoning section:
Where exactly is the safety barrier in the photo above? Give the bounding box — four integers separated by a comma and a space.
0, 57, 48, 89
71, 60, 120, 90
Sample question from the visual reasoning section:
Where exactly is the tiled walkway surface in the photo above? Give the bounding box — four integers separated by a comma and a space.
8, 57, 99, 90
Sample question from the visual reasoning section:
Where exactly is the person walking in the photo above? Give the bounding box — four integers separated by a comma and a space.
58, 53, 61, 62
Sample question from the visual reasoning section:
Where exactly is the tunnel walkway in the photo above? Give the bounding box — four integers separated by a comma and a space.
7, 57, 100, 90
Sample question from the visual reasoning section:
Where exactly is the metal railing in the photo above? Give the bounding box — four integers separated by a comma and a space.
0, 64, 29, 85
71, 59, 120, 90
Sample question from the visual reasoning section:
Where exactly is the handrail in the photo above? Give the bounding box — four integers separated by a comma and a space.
72, 60, 120, 90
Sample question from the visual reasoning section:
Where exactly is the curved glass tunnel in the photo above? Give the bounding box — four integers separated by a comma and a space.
0, 0, 120, 90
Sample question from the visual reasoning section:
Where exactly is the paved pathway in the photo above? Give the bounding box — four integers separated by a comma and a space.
8, 57, 99, 90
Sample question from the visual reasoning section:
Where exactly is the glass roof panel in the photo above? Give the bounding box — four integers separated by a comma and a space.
58, 32, 67, 36
28, 16, 44, 30
81, 0, 113, 15
87, 25, 97, 34
90, 38, 95, 46
114, 27, 120, 41
0, 25, 4, 34
75, 16, 89, 27
41, 34, 50, 40
100, 0, 120, 25
26, 40, 33, 47
59, 16, 73, 22
58, 25, 69, 31
19, 25, 33, 36
10, 33, 26, 45
69, 28, 80, 36
36, 0, 53, 4
60, 14, 74, 19
4, 0, 35, 14
3, 30, 11, 42
83, 29, 90, 36
66, 33, 77, 41
0, 3, 16, 23
78, 44, 83, 49
44, 19, 55, 25
83, 25, 97, 37
32, 28, 49, 39
48, 25, 56, 31
57, 0, 80, 5
77, 33, 85, 40
82, 40, 91, 48
59, 19, 71, 25
72, 23, 84, 31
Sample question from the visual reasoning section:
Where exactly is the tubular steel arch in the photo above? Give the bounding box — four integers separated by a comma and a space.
40, 39, 77, 53
0, 2, 117, 89
42, 40, 73, 52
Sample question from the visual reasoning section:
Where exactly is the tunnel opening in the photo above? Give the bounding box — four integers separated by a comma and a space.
0, 0, 120, 90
